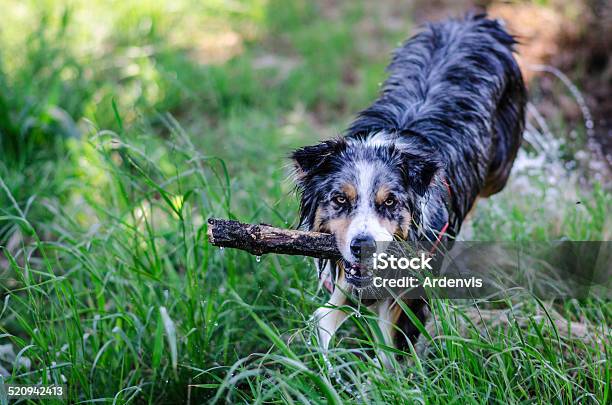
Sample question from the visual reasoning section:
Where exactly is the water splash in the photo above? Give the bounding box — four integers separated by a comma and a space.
355, 289, 363, 318
527, 64, 595, 138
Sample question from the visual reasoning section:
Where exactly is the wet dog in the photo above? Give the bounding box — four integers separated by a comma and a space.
291, 15, 526, 353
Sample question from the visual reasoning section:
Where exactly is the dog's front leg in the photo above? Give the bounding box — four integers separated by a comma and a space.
373, 298, 404, 368
313, 275, 351, 351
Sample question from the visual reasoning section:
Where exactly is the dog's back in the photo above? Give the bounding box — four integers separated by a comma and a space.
348, 14, 527, 228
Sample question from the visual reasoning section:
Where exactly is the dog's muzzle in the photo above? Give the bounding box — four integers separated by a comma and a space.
343, 259, 373, 288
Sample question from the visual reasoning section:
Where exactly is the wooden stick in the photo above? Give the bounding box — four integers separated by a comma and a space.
207, 218, 340, 259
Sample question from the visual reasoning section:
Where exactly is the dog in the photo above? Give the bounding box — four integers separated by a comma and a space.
291, 14, 526, 354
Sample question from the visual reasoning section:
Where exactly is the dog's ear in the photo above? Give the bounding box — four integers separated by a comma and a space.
400, 152, 441, 196
291, 139, 345, 181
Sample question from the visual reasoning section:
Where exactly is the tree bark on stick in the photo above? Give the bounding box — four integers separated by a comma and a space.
207, 218, 340, 259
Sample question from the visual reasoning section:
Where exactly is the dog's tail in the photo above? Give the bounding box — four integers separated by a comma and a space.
477, 15, 528, 197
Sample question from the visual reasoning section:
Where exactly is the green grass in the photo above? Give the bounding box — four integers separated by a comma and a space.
0, 1, 610, 403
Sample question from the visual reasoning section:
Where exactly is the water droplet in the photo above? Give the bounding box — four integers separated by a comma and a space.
255, 256, 261, 262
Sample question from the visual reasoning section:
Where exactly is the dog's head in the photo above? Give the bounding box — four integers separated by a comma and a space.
292, 133, 442, 286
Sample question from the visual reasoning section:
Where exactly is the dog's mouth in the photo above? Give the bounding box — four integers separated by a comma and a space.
342, 259, 373, 288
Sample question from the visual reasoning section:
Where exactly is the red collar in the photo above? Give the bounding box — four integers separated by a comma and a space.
430, 178, 452, 253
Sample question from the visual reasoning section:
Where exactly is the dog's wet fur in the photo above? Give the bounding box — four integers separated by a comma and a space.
292, 15, 526, 354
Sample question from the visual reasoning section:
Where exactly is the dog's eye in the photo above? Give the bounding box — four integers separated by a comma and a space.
384, 196, 397, 207
332, 195, 347, 205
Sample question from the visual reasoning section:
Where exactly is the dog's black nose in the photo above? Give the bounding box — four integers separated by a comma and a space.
350, 234, 376, 258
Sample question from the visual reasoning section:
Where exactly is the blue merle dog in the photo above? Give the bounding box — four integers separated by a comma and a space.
291, 15, 527, 353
